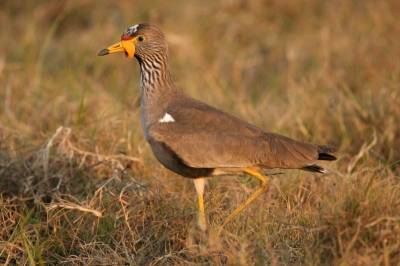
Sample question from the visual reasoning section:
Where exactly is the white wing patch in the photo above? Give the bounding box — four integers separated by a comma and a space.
159, 113, 175, 123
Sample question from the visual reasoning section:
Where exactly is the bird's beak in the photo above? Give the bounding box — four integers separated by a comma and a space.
98, 38, 136, 59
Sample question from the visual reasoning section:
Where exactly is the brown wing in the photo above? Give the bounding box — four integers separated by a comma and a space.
147, 97, 323, 170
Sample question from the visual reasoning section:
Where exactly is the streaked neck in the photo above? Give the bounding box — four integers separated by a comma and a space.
138, 54, 174, 98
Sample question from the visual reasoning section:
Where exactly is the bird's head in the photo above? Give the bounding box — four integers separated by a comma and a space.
98, 23, 167, 60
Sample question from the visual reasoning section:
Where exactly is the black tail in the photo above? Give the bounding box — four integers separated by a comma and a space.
317, 145, 338, 161
318, 153, 337, 161
301, 164, 328, 174
301, 145, 338, 174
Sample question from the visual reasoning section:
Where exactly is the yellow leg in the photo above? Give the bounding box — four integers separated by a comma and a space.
197, 194, 207, 231
220, 168, 270, 231
193, 178, 207, 231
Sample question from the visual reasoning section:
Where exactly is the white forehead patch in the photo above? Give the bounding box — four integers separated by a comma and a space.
131, 24, 139, 32
159, 113, 175, 123
124, 24, 139, 36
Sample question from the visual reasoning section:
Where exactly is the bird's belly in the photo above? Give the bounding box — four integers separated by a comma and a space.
148, 139, 214, 179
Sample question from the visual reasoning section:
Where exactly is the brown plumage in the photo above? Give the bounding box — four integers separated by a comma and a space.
99, 23, 337, 231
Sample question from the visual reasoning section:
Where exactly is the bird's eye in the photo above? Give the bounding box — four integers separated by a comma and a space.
137, 36, 145, 42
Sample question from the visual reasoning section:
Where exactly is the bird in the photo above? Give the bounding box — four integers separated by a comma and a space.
98, 23, 337, 231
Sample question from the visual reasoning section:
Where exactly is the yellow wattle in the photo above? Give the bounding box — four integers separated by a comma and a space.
122, 40, 135, 59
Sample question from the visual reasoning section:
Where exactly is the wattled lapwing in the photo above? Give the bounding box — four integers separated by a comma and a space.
98, 23, 337, 231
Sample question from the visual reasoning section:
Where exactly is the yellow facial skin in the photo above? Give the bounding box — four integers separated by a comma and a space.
98, 36, 139, 59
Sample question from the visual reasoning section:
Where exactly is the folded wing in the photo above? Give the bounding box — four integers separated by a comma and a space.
147, 97, 336, 172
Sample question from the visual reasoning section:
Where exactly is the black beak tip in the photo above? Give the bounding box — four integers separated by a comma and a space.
98, 49, 109, 56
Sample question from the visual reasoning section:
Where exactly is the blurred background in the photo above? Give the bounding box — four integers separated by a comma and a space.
0, 0, 400, 162
1, 0, 399, 264
1, 0, 399, 164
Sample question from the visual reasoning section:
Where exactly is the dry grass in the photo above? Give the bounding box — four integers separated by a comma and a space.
1, 0, 400, 265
